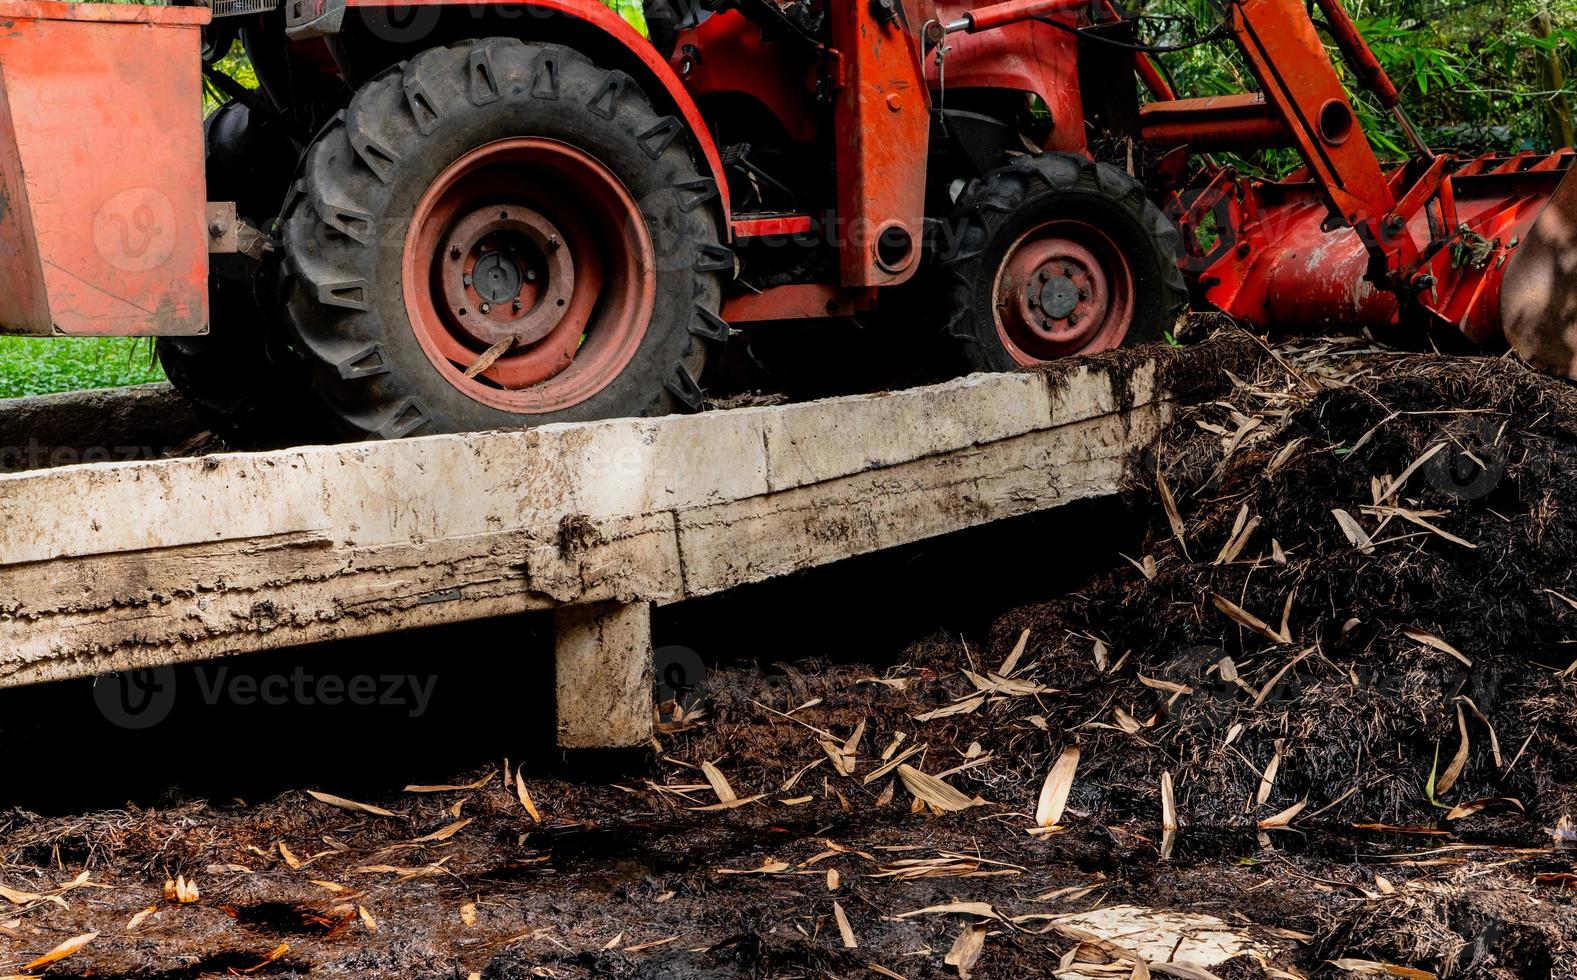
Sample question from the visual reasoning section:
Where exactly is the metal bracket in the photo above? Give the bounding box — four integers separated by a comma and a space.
206, 202, 269, 262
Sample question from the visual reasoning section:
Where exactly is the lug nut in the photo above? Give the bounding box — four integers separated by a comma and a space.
463, 274, 474, 286
513, 300, 523, 312
480, 303, 492, 314
526, 270, 538, 282
547, 235, 562, 250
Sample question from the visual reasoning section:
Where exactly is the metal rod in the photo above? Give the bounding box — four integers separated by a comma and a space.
1392, 104, 1434, 161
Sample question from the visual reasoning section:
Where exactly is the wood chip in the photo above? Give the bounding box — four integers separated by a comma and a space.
833, 900, 857, 948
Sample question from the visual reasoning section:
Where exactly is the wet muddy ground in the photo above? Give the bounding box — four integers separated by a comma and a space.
2, 334, 1576, 979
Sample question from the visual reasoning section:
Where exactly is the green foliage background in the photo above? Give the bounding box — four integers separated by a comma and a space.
1145, 0, 1577, 156
5, 0, 1576, 397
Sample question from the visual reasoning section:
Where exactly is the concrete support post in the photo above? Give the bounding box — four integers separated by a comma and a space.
553, 600, 654, 749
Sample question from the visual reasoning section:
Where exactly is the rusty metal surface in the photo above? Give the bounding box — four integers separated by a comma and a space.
0, 0, 209, 337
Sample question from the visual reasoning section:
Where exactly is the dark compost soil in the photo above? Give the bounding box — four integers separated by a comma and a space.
1, 332, 1574, 979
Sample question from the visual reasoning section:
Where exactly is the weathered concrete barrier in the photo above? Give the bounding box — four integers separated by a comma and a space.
0, 353, 1185, 746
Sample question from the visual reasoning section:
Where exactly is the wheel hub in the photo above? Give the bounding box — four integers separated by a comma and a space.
992, 220, 1135, 364
439, 206, 575, 348
1039, 274, 1082, 320
402, 137, 657, 415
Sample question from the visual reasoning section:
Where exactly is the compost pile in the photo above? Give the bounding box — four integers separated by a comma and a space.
2, 334, 1575, 980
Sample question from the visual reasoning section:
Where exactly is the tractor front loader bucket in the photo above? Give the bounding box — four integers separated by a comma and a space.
1501, 164, 1577, 379
0, 1, 210, 337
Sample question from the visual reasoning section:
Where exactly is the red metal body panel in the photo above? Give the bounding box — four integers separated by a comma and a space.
341, 0, 734, 220
0, 1, 209, 336
828, 0, 930, 286
732, 214, 816, 238
722, 283, 876, 321
932, 7, 1084, 153
672, 10, 821, 145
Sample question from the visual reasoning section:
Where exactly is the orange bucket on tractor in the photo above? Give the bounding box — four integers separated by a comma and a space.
0, 0, 209, 337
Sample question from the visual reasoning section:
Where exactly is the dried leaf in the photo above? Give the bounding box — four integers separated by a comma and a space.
1436, 702, 1470, 796
358, 905, 378, 933
1332, 509, 1375, 554
1258, 740, 1284, 805
460, 902, 478, 926
701, 761, 737, 804
1156, 463, 1191, 560
999, 629, 1031, 676
897, 765, 985, 813
1035, 746, 1081, 829
278, 842, 301, 869
405, 773, 494, 793
945, 922, 989, 978
1403, 628, 1472, 667
915, 696, 985, 722
1444, 796, 1523, 821
1211, 593, 1290, 644
1458, 696, 1501, 767
411, 818, 473, 844
1327, 959, 1436, 979
514, 772, 541, 822
126, 906, 158, 931
1259, 798, 1307, 829
22, 932, 98, 971
305, 791, 397, 818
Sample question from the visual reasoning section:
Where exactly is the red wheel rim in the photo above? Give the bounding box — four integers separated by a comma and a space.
402, 138, 657, 414
991, 219, 1136, 366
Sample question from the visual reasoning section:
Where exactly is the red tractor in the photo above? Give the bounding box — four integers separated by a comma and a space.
1, 0, 1573, 439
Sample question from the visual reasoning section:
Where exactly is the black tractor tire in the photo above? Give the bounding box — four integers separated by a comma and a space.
938, 152, 1187, 373
156, 100, 318, 446
280, 38, 729, 439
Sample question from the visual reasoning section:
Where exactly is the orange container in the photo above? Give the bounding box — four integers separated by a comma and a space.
0, 0, 210, 336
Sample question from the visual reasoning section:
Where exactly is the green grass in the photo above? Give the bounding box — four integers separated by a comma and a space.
0, 337, 165, 399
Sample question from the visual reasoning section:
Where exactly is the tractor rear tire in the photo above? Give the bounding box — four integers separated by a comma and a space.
156, 100, 317, 446
281, 38, 728, 439
938, 153, 1187, 372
